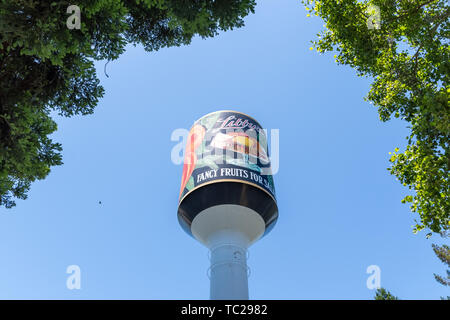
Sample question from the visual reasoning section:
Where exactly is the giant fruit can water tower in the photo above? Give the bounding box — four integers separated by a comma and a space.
177, 110, 278, 299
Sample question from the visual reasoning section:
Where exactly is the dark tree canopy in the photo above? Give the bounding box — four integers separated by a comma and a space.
432, 242, 449, 287
374, 287, 399, 300
374, 238, 449, 300
303, 0, 449, 235
0, 0, 256, 208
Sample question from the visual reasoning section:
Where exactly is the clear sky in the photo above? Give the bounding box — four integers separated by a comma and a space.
0, 0, 448, 299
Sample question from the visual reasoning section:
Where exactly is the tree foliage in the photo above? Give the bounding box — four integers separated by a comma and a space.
374, 239, 449, 300
432, 242, 449, 287
374, 287, 399, 300
302, 0, 449, 235
0, 0, 256, 208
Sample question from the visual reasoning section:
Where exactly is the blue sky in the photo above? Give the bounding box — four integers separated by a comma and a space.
0, 0, 448, 299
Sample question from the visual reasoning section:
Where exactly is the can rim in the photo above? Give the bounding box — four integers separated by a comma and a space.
192, 110, 265, 129
178, 178, 277, 206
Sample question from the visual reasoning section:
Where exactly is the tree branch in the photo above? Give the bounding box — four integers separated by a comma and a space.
385, 0, 439, 23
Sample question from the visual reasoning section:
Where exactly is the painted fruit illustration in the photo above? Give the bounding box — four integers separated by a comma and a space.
179, 124, 206, 198
210, 131, 269, 163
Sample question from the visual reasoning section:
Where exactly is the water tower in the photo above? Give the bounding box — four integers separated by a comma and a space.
177, 110, 278, 300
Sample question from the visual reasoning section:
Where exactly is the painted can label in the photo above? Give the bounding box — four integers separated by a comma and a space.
179, 111, 276, 203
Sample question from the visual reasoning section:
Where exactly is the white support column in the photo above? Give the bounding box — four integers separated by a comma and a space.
208, 230, 249, 300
